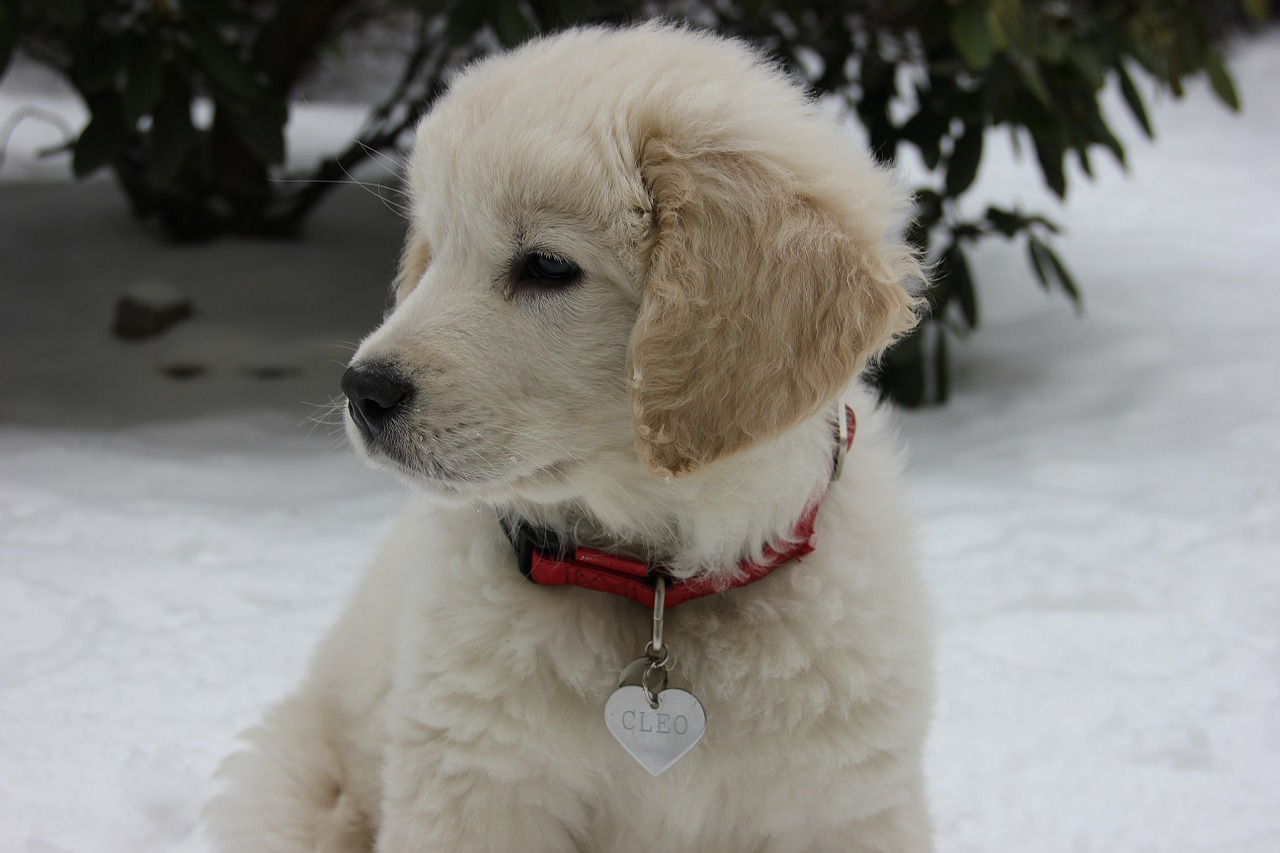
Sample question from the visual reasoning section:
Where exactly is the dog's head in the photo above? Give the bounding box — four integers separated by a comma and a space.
343, 24, 920, 502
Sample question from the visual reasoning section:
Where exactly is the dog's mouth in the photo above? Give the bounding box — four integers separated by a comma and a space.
344, 415, 481, 488
378, 447, 579, 501
344, 408, 578, 499
358, 436, 469, 492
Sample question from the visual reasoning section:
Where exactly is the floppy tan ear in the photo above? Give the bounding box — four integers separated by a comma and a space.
392, 230, 431, 305
628, 137, 921, 477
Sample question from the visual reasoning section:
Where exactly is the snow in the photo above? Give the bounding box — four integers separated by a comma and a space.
3, 30, 1279, 852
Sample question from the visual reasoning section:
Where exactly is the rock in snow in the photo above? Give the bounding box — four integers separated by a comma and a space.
112, 279, 194, 341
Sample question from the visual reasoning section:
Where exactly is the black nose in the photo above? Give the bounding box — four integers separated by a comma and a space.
341, 362, 413, 440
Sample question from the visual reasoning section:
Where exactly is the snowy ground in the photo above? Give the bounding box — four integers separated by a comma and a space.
2, 31, 1278, 853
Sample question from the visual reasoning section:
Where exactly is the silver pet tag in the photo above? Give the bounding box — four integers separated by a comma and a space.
605, 683, 706, 776
616, 655, 655, 689
605, 578, 706, 775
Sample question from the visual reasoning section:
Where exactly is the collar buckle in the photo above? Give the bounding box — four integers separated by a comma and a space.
502, 517, 560, 580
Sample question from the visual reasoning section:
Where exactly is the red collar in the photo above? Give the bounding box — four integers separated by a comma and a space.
502, 406, 855, 609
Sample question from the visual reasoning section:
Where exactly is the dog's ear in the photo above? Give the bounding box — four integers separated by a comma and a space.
628, 137, 921, 477
393, 230, 431, 305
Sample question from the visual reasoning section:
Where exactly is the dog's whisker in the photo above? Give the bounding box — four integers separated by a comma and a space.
269, 175, 412, 219
355, 139, 407, 178
337, 160, 412, 222
300, 402, 350, 442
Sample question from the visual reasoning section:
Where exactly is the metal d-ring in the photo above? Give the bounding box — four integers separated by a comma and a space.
650, 576, 666, 656
833, 401, 849, 481
640, 658, 669, 708
643, 641, 670, 668
641, 577, 671, 708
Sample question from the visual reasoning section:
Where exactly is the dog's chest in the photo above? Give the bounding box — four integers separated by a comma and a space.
396, 531, 850, 744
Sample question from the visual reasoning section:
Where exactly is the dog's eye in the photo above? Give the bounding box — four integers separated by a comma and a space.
520, 252, 581, 286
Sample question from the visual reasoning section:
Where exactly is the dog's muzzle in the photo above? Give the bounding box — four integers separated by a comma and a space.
341, 361, 413, 441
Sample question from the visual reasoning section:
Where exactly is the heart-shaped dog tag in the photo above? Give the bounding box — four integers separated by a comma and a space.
604, 685, 706, 776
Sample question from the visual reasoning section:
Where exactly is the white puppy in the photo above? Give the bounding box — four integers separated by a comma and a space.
208, 23, 933, 853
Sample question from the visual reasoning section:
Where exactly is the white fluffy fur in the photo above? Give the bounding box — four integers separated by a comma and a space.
207, 24, 934, 852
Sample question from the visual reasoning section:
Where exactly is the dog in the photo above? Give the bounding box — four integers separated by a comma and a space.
207, 23, 934, 852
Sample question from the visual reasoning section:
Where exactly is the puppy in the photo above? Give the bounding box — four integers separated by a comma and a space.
208, 23, 933, 853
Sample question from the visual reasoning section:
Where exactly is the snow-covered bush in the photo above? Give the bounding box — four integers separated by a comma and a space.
0, 0, 1265, 403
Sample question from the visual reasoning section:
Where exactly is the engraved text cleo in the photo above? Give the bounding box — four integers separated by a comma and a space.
620, 709, 689, 736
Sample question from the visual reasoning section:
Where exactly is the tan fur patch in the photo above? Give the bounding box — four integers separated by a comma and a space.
629, 138, 921, 476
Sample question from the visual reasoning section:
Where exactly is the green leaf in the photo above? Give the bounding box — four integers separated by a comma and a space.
1027, 236, 1051, 291
123, 37, 166, 123
73, 99, 127, 177
985, 205, 1023, 238
1039, 25, 1070, 64
1015, 60, 1051, 106
984, 1, 1007, 50
1075, 145, 1094, 179
190, 23, 261, 102
942, 243, 978, 328
1032, 136, 1066, 198
1029, 214, 1061, 235
1027, 236, 1082, 308
1088, 111, 1126, 168
1205, 52, 1240, 112
1069, 47, 1107, 90
950, 2, 994, 71
986, 0, 1024, 52
945, 121, 984, 196
901, 108, 948, 170
1039, 241, 1083, 308
1243, 0, 1269, 23
1116, 63, 1154, 139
